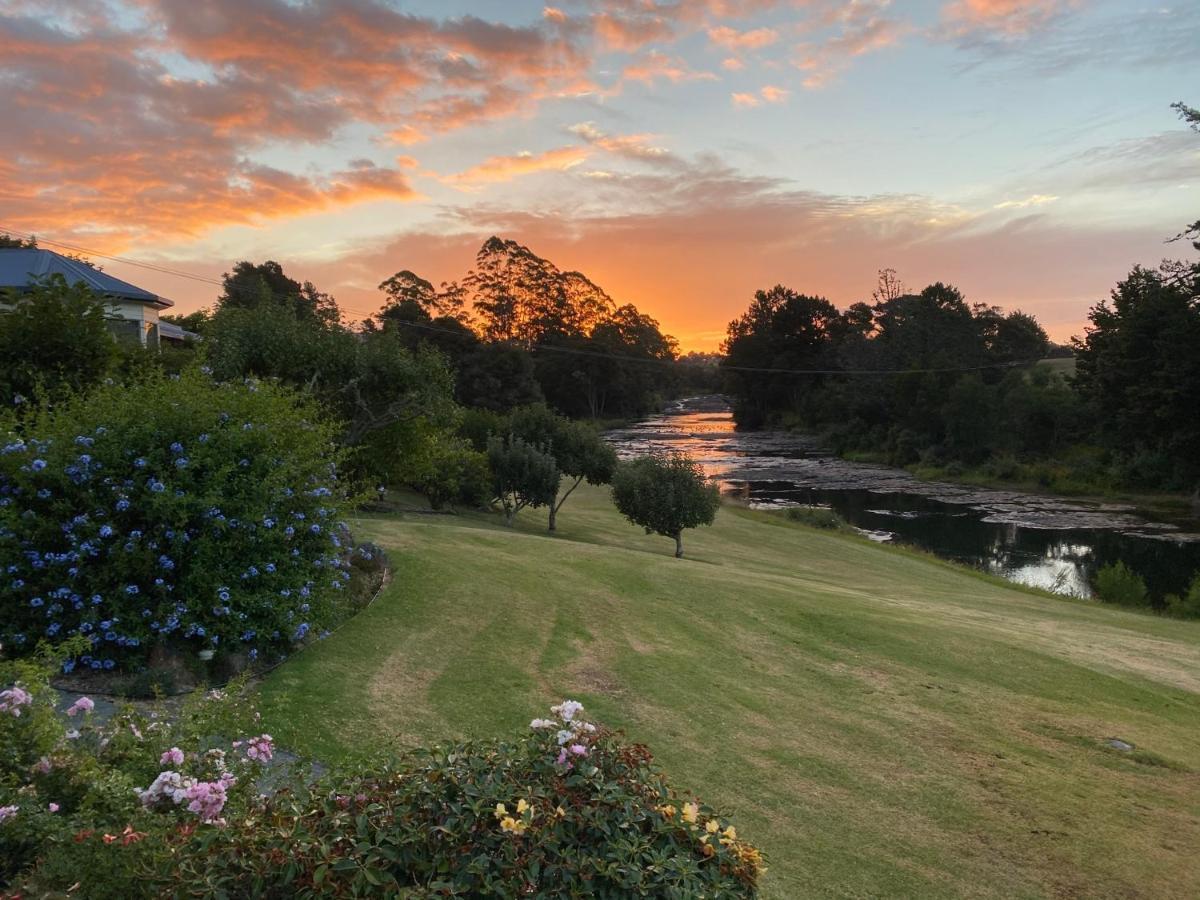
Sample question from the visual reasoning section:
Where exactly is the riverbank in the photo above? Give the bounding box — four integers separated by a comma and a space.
837, 451, 1197, 521
257, 483, 1200, 899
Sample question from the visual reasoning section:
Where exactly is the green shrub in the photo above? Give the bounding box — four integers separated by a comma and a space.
1165, 573, 1200, 619
785, 506, 850, 531
487, 434, 560, 526
1093, 562, 1149, 608
155, 701, 764, 898
407, 434, 491, 510
2, 644, 273, 894
0, 368, 352, 672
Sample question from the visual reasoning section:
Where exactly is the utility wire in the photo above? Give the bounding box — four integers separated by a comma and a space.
386, 319, 1044, 376
2, 225, 1049, 377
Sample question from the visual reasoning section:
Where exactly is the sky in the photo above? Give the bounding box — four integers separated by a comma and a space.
1, 0, 1196, 350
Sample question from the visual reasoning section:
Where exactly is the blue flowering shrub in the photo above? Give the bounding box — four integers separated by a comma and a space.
0, 368, 353, 674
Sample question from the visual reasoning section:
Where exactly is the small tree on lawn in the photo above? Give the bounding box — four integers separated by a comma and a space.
487, 434, 561, 526
611, 453, 720, 558
508, 405, 618, 532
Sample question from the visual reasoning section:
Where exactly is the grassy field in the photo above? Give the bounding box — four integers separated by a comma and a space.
259, 486, 1200, 899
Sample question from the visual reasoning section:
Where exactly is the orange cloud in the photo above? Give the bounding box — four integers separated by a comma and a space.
722, 56, 746, 70
707, 25, 779, 50
796, 16, 908, 88
593, 12, 674, 50
941, 0, 1072, 36
732, 85, 789, 108
444, 146, 591, 186
568, 123, 673, 163
622, 50, 716, 84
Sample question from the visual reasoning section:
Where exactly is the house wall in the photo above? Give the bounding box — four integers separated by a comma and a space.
106, 300, 161, 347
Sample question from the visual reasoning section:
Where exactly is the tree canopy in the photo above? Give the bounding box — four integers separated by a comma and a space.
611, 453, 720, 558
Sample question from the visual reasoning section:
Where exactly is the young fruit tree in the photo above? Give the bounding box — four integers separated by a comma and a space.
611, 453, 720, 558
507, 405, 618, 532
487, 434, 561, 526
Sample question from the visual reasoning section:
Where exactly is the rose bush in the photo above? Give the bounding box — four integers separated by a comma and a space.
0, 368, 354, 673
3, 647, 765, 898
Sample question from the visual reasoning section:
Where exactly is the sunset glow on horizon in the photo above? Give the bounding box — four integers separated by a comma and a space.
2, 0, 1196, 351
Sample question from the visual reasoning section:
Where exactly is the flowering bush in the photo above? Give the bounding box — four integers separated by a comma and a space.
157, 700, 765, 897
3, 664, 764, 897
0, 641, 274, 894
0, 367, 354, 673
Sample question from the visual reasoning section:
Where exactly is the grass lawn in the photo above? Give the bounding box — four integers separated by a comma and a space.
259, 485, 1200, 899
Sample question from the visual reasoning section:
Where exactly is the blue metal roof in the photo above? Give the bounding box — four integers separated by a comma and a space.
0, 248, 173, 308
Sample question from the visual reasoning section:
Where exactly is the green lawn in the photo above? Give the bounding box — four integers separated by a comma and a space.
259, 486, 1200, 899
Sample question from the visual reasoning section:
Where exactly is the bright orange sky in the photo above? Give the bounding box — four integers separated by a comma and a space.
2, 0, 1196, 351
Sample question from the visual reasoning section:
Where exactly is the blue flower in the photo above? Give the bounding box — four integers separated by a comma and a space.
170, 442, 184, 454
158, 555, 175, 570
293, 622, 310, 641
218, 587, 231, 602
198, 433, 210, 443
61, 659, 76, 674
90, 594, 102, 605
115, 498, 130, 512
31, 458, 47, 471
175, 457, 188, 468
134, 457, 147, 468
265, 563, 276, 573
37, 488, 51, 499
148, 479, 166, 493
102, 659, 115, 670
75, 435, 94, 446
30, 596, 43, 607
99, 524, 114, 538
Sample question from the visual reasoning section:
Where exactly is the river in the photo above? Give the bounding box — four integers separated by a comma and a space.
606, 396, 1200, 600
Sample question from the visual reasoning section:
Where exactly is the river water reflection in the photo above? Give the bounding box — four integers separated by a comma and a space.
607, 397, 1200, 599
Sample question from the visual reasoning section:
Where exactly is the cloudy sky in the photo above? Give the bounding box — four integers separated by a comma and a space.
1, 0, 1196, 349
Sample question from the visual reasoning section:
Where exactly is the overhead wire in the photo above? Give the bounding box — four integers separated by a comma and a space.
1, 225, 1047, 376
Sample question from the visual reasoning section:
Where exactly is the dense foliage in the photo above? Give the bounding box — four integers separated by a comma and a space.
611, 454, 720, 558
0, 369, 354, 673
1073, 264, 1200, 489
0, 275, 118, 407
487, 434, 561, 526
2, 656, 763, 898
507, 405, 618, 531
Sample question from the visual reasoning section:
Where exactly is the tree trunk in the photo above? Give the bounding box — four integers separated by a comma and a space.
674, 532, 683, 558
505, 505, 515, 527
548, 476, 584, 533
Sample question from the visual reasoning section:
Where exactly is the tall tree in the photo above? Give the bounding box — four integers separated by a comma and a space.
218, 260, 340, 328
1073, 264, 1200, 488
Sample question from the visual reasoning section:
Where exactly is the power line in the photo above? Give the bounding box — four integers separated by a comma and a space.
386, 318, 1044, 376
2, 226, 1050, 377
0, 226, 226, 287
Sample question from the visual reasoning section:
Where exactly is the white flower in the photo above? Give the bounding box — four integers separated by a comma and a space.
552, 700, 584, 722
555, 730, 574, 746
530, 718, 556, 730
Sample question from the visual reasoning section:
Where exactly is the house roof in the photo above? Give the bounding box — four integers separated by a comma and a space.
0, 248, 173, 309
158, 320, 200, 342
